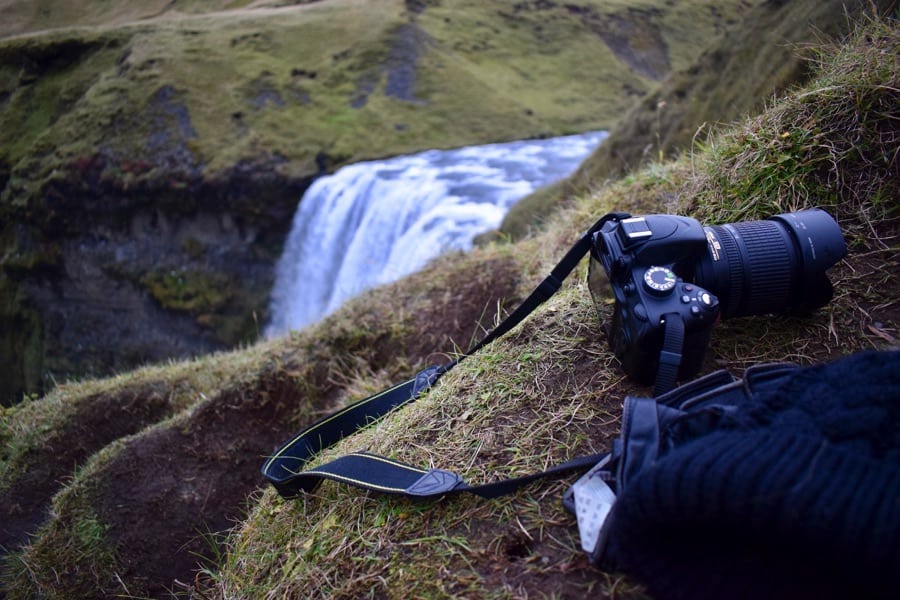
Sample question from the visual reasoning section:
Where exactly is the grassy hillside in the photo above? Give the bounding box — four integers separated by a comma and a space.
500, 0, 900, 238
0, 0, 748, 201
1, 12, 897, 598
0, 0, 755, 404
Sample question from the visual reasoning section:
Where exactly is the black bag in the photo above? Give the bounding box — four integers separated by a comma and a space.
569, 349, 900, 600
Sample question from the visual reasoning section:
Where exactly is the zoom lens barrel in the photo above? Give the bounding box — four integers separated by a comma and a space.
693, 209, 846, 319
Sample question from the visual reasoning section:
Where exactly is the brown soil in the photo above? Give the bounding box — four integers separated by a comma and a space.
92, 375, 302, 596
0, 382, 178, 552
64, 251, 523, 596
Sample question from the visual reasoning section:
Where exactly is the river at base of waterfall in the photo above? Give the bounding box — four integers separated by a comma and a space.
265, 130, 608, 337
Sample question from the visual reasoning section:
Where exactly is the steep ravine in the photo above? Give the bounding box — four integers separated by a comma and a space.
1, 164, 312, 404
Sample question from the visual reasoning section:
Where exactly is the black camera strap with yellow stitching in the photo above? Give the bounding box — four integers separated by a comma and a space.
261, 213, 629, 499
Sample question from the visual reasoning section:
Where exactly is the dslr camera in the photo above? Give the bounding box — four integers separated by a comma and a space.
588, 209, 846, 388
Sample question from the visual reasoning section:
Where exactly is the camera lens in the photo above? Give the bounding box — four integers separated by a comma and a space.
693, 209, 846, 319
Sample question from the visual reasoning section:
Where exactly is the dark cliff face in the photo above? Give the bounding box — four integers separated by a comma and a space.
1, 162, 310, 404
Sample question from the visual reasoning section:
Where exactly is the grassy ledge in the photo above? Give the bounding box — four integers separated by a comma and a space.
208, 15, 898, 599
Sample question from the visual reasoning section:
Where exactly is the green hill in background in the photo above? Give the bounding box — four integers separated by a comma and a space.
501, 0, 900, 237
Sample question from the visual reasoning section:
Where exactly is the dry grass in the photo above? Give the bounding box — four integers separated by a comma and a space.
214, 287, 646, 599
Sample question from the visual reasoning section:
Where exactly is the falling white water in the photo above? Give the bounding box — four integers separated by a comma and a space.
265, 130, 608, 337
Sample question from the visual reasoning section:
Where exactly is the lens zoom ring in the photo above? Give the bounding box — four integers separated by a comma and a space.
730, 221, 792, 315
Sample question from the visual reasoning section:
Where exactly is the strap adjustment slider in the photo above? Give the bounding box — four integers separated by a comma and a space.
405, 469, 465, 497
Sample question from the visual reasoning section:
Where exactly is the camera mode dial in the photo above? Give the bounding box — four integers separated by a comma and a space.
643, 266, 677, 295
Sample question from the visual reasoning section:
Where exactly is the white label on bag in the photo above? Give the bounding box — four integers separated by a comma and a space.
572, 466, 617, 554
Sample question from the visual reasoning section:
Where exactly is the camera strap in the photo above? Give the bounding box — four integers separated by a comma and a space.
261, 213, 629, 499
654, 314, 685, 397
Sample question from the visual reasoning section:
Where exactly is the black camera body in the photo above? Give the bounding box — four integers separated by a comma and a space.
589, 209, 846, 388
592, 215, 720, 384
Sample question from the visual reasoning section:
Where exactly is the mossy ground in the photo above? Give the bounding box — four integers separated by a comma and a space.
1, 13, 897, 598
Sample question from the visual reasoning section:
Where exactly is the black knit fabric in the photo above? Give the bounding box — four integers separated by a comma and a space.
605, 349, 900, 600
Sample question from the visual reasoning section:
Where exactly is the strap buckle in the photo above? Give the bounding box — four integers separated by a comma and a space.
405, 469, 465, 497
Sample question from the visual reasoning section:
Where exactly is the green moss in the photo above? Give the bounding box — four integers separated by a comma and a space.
0, 35, 124, 168
0, 274, 44, 405
180, 236, 205, 259
201, 312, 261, 346
5, 482, 119, 600
140, 268, 231, 314
138, 265, 270, 346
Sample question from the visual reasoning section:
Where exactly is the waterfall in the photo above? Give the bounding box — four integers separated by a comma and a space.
265, 130, 607, 337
